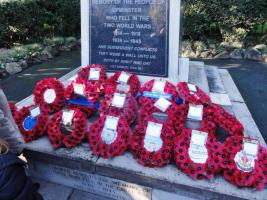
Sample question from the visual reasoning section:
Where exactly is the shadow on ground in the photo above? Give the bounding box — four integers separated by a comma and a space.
1, 50, 81, 102
195, 59, 267, 142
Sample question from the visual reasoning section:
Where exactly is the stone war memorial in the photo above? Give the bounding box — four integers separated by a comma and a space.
14, 0, 267, 200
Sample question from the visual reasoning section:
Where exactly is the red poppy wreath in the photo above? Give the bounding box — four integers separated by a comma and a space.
219, 136, 267, 190
65, 80, 100, 117
100, 92, 138, 125
130, 117, 174, 168
176, 103, 243, 138
177, 82, 211, 105
33, 78, 65, 114
76, 64, 107, 95
173, 121, 221, 180
88, 115, 132, 158
47, 108, 87, 149
105, 71, 141, 96
15, 105, 48, 142
173, 103, 215, 136
138, 79, 178, 111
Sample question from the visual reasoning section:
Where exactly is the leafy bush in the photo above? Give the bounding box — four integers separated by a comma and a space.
0, 0, 80, 47
183, 0, 267, 44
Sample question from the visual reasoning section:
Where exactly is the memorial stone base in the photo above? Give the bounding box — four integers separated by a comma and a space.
18, 60, 267, 200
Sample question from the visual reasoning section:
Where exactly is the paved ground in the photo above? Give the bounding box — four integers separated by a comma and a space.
0, 50, 81, 102
1, 52, 266, 142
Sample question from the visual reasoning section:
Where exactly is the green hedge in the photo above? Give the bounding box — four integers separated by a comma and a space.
183, 0, 267, 44
0, 0, 80, 47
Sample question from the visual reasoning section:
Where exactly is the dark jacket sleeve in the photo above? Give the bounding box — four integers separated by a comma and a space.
0, 153, 42, 200
0, 89, 24, 154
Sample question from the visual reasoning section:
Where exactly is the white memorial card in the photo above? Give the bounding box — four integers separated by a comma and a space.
144, 121, 163, 152
73, 83, 85, 96
116, 84, 130, 93
146, 122, 163, 138
102, 116, 119, 144
30, 107, 41, 118
104, 116, 119, 131
89, 68, 100, 80
188, 83, 197, 92
234, 138, 259, 172
188, 130, 208, 164
154, 97, 171, 112
118, 72, 131, 84
243, 138, 259, 157
111, 93, 126, 108
62, 110, 75, 126
187, 104, 203, 121
43, 89, 56, 104
152, 80, 166, 94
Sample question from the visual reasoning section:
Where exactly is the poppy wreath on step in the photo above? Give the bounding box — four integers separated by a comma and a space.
174, 103, 215, 136
47, 108, 87, 149
100, 92, 138, 125
138, 99, 181, 128
76, 64, 107, 95
218, 136, 267, 190
105, 71, 141, 96
177, 82, 211, 105
15, 105, 49, 142
33, 78, 65, 114
173, 120, 221, 180
88, 115, 132, 158
65, 80, 100, 117
138, 79, 178, 111
130, 116, 175, 168
176, 103, 243, 138
209, 104, 244, 136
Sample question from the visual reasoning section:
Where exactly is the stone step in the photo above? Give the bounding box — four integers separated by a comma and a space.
188, 61, 210, 94
204, 65, 231, 106
35, 178, 117, 200
34, 178, 73, 200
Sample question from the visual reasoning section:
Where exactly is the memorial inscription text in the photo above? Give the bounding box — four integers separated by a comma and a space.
90, 0, 169, 76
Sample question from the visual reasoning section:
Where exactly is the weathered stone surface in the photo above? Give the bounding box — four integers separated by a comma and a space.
28, 161, 152, 200
24, 138, 98, 172
231, 101, 266, 146
179, 57, 190, 82
230, 48, 245, 59
189, 61, 210, 94
210, 93, 231, 106
69, 190, 114, 200
205, 65, 226, 94
245, 49, 262, 61
96, 153, 267, 200
218, 69, 244, 103
5, 62, 22, 74
34, 178, 73, 200
152, 189, 197, 200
